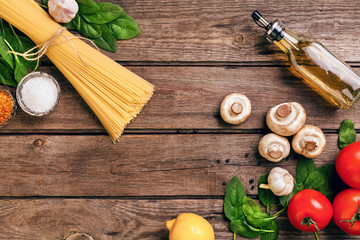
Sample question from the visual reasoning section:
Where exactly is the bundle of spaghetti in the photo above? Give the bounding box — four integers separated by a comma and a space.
0, 0, 154, 142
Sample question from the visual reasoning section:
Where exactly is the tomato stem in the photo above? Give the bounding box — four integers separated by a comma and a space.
314, 231, 319, 240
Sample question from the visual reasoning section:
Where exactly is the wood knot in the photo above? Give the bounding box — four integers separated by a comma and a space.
234, 34, 244, 43
33, 139, 44, 148
65, 233, 94, 240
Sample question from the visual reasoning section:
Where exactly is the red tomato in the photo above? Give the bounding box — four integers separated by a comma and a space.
288, 189, 333, 232
333, 189, 360, 235
336, 141, 360, 189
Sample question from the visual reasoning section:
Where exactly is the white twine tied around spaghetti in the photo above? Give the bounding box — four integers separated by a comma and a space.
7, 27, 99, 70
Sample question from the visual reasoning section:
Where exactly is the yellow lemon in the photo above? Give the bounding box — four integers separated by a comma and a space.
166, 213, 215, 240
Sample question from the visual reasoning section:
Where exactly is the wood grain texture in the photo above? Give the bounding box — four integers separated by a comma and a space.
2, 66, 360, 132
66, 0, 360, 63
0, 199, 357, 240
0, 133, 345, 197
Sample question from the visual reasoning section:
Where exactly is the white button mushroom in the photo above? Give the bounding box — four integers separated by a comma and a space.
292, 125, 326, 158
260, 167, 294, 196
220, 93, 251, 125
258, 133, 290, 162
266, 102, 306, 136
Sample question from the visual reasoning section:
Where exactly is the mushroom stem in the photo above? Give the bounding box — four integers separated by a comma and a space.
259, 183, 271, 189
304, 141, 317, 151
268, 149, 283, 159
231, 102, 243, 114
276, 104, 292, 118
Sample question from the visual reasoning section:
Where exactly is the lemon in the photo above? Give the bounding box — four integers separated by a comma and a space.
166, 213, 215, 240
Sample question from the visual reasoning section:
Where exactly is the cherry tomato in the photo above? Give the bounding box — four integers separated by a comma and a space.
336, 141, 360, 189
288, 189, 333, 232
333, 189, 360, 235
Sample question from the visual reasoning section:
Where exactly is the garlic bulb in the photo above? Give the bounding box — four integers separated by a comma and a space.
292, 125, 326, 158
266, 102, 306, 136
48, 0, 79, 23
258, 133, 290, 162
260, 167, 294, 196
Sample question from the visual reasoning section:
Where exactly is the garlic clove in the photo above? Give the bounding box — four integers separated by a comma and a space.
220, 93, 251, 125
258, 133, 290, 162
48, 0, 79, 23
261, 167, 294, 196
292, 125, 326, 158
266, 102, 306, 136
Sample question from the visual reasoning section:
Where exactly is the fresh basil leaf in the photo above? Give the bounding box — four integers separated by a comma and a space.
65, 14, 81, 31
224, 176, 246, 222
0, 36, 14, 69
242, 196, 263, 218
76, 0, 100, 15
230, 220, 273, 239
92, 24, 117, 53
258, 174, 276, 213
296, 157, 317, 185
304, 170, 326, 190
107, 12, 140, 40
279, 181, 299, 208
82, 2, 123, 24
247, 212, 276, 228
12, 36, 37, 71
339, 119, 356, 149
42, 0, 49, 5
79, 16, 102, 38
261, 220, 279, 240
0, 62, 15, 87
318, 163, 336, 201
14, 57, 28, 83
0, 58, 13, 73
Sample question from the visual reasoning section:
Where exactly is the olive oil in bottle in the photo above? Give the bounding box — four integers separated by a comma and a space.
252, 11, 360, 109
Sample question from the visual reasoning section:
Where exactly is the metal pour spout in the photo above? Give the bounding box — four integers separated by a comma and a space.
251, 10, 285, 42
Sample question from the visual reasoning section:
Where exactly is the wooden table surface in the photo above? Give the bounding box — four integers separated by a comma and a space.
2, 0, 360, 239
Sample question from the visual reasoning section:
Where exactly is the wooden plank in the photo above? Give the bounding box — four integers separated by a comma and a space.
0, 134, 344, 197
2, 66, 360, 131
50, 0, 360, 62
0, 198, 356, 240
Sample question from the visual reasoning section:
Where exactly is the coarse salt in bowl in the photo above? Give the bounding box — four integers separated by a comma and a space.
16, 72, 61, 116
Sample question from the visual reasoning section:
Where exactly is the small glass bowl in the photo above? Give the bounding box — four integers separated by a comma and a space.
16, 72, 61, 117
0, 87, 16, 128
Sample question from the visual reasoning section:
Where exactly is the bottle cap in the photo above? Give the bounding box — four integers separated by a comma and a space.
251, 10, 285, 42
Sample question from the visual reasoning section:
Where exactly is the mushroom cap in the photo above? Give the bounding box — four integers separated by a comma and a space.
220, 93, 251, 125
266, 102, 306, 136
258, 133, 290, 162
292, 125, 326, 158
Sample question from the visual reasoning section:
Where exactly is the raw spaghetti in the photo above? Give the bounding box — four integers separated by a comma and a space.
0, 0, 154, 142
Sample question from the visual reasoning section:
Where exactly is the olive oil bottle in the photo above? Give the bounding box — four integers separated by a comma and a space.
252, 11, 360, 109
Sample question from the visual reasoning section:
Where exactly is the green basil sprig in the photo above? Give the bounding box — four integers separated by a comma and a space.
43, 0, 141, 53
338, 119, 356, 149
224, 176, 279, 240
0, 19, 37, 87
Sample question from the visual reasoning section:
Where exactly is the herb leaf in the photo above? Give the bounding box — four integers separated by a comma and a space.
258, 174, 276, 213
304, 170, 325, 190
247, 212, 276, 228
65, 14, 81, 31
242, 196, 263, 218
79, 16, 102, 38
317, 163, 337, 201
261, 220, 279, 240
82, 2, 123, 24
77, 0, 100, 15
339, 119, 356, 149
296, 157, 317, 185
107, 12, 141, 40
224, 176, 246, 222
230, 220, 273, 239
0, 62, 16, 87
92, 24, 117, 53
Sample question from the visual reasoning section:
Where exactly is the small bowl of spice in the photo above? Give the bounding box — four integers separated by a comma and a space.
0, 87, 16, 127
16, 72, 61, 116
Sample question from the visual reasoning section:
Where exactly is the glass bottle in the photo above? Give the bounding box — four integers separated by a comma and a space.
252, 11, 360, 109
